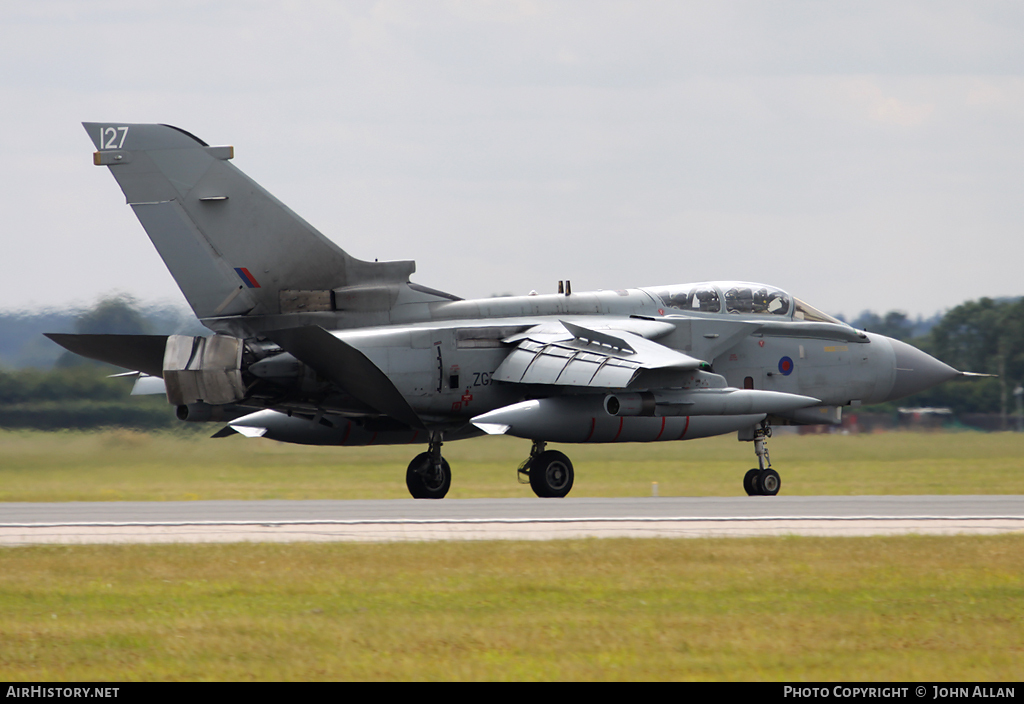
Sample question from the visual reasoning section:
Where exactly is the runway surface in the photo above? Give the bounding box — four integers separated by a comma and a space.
1, 495, 1022, 544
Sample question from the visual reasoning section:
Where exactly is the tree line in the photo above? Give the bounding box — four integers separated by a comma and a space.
893, 297, 1024, 424
0, 296, 190, 429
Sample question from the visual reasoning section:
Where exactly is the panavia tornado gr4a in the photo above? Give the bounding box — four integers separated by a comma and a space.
49, 123, 973, 499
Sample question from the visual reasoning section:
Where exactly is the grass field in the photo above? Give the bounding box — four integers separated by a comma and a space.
0, 428, 1023, 501
0, 429, 1021, 681
0, 536, 1021, 681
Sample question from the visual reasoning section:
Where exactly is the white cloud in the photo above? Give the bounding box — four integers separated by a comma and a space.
846, 80, 936, 127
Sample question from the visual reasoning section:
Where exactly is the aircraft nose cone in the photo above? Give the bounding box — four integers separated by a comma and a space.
884, 338, 959, 402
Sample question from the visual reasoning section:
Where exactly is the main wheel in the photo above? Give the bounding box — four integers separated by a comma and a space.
406, 452, 451, 499
759, 468, 781, 496
743, 468, 761, 496
529, 450, 574, 498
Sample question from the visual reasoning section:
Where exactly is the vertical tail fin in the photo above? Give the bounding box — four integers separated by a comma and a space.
84, 122, 415, 321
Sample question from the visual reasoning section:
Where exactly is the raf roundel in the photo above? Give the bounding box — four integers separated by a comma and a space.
778, 356, 794, 376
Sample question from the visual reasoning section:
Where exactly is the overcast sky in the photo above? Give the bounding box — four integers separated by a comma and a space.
2, 1, 1022, 320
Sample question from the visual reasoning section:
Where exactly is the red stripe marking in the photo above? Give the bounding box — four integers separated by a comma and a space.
613, 416, 624, 441
654, 416, 666, 441
368, 431, 378, 445
584, 417, 596, 442
341, 421, 352, 444
678, 416, 690, 440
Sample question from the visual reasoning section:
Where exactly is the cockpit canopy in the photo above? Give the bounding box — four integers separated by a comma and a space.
643, 281, 843, 324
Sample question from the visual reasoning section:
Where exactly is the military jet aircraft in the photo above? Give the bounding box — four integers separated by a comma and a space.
48, 123, 972, 499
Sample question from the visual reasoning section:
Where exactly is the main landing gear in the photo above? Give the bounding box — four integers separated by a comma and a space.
405, 437, 575, 499
744, 421, 781, 496
406, 434, 451, 499
518, 440, 574, 498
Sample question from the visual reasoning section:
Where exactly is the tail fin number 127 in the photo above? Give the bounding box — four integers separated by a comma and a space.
100, 126, 129, 150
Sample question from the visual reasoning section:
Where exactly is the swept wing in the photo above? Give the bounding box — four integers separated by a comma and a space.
493, 319, 705, 388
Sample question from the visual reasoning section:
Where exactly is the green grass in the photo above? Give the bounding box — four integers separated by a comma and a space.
0, 428, 1022, 502
0, 536, 1021, 681
1, 429, 1022, 681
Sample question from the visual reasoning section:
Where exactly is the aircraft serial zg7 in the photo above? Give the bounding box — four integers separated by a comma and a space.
50, 123, 969, 499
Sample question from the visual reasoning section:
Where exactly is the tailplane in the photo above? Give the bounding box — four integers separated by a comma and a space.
84, 122, 415, 322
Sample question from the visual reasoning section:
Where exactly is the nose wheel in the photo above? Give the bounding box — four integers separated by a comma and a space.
744, 422, 781, 496
744, 467, 781, 496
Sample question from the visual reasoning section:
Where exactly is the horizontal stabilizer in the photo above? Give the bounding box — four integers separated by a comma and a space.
44, 333, 168, 377
265, 326, 424, 430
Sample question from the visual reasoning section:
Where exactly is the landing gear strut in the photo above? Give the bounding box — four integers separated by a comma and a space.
406, 434, 451, 499
744, 421, 780, 496
519, 440, 574, 498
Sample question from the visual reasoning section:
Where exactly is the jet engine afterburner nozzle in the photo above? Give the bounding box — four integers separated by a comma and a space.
163, 334, 246, 406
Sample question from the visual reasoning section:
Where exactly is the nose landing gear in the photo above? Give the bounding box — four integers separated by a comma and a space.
744, 421, 781, 496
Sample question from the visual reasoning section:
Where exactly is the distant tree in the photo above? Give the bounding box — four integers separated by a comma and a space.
851, 310, 916, 341
925, 297, 1024, 427
74, 294, 151, 335
54, 295, 151, 369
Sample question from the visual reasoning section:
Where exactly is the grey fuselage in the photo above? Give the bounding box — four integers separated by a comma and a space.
224, 282, 911, 442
